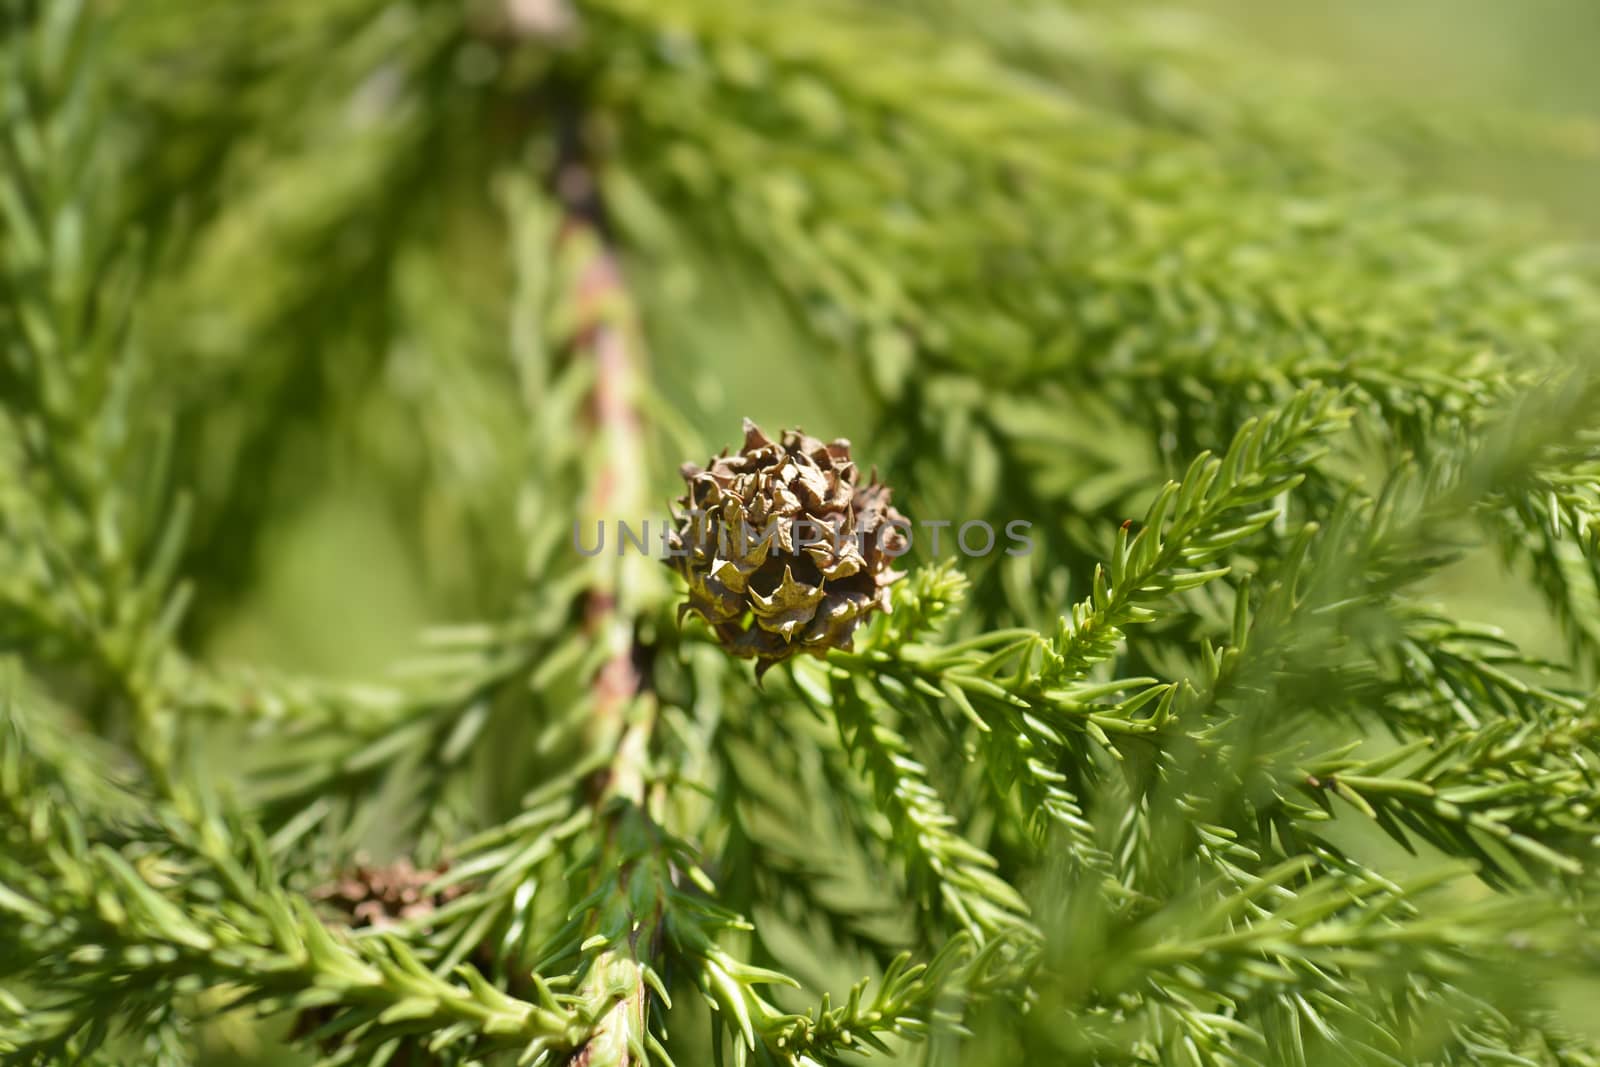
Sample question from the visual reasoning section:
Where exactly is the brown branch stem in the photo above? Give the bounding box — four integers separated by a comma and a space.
552, 94, 665, 1067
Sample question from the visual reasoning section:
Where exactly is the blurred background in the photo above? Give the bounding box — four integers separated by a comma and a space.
203, 0, 1599, 683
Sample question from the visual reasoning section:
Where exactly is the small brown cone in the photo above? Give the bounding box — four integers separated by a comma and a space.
666, 420, 908, 675
309, 856, 465, 929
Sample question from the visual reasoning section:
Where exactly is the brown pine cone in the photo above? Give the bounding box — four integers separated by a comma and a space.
309, 856, 465, 930
294, 857, 475, 1058
667, 419, 908, 676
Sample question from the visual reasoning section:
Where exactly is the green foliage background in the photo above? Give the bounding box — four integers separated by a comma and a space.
3, 1, 1600, 1065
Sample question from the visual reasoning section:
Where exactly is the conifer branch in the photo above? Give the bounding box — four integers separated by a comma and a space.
7, 1, 1600, 1064
547, 78, 669, 1066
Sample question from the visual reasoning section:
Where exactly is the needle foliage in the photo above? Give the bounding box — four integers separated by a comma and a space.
3, 1, 1600, 1065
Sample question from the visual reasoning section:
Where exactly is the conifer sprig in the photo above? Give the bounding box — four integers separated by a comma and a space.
6, 0, 1600, 1064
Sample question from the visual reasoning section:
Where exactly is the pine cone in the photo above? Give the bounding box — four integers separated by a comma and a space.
295, 857, 475, 1058
309, 856, 465, 930
668, 419, 908, 675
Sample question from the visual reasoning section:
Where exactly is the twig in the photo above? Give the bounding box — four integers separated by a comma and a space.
552, 90, 663, 1067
